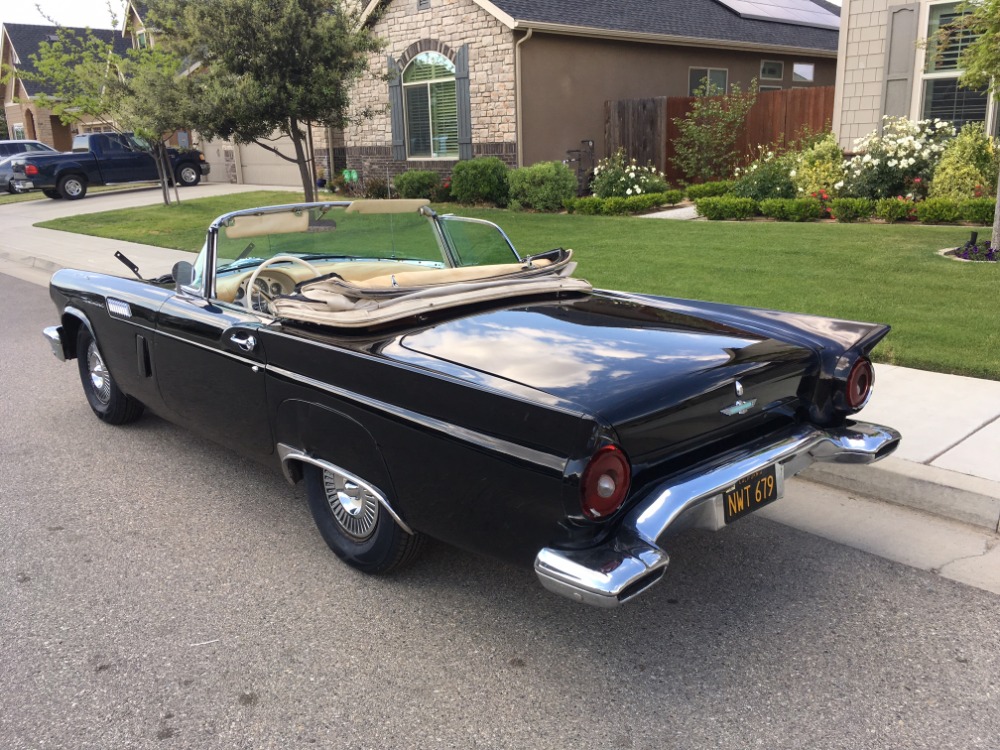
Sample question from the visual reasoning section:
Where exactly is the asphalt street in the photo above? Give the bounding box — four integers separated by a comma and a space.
2, 272, 999, 750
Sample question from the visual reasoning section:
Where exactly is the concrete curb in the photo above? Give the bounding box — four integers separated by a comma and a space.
802, 457, 1000, 533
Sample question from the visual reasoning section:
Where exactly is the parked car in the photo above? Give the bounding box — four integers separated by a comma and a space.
10, 131, 209, 199
43, 200, 901, 607
1, 142, 58, 193
0, 139, 57, 159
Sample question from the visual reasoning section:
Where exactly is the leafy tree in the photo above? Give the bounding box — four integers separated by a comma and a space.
148, 0, 383, 202
2, 18, 194, 205
0, 111, 8, 139
937, 0, 1000, 245
671, 79, 758, 183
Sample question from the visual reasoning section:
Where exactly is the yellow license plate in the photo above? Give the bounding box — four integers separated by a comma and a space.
723, 465, 779, 524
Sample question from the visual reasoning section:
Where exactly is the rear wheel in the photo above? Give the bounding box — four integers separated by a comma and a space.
58, 174, 87, 200
76, 327, 144, 425
175, 163, 200, 186
304, 463, 423, 574
42, 188, 62, 199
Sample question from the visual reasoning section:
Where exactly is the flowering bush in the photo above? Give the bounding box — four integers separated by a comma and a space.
841, 116, 955, 200
792, 134, 844, 198
591, 149, 669, 198
731, 147, 796, 200
951, 239, 997, 262
929, 123, 999, 201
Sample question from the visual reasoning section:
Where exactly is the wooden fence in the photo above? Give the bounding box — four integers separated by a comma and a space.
605, 85, 834, 183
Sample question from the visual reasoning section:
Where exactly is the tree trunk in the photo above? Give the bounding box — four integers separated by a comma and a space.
165, 142, 181, 204
151, 146, 172, 206
289, 116, 315, 203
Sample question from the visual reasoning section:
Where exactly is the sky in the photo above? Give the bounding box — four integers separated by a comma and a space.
1, 0, 124, 29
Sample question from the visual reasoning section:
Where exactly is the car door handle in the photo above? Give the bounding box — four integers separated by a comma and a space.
230, 333, 257, 352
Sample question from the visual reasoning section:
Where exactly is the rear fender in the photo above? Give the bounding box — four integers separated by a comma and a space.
273, 399, 397, 500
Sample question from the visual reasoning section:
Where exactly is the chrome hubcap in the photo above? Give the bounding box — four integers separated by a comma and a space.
87, 342, 111, 405
65, 179, 83, 196
180, 167, 197, 183
323, 470, 379, 540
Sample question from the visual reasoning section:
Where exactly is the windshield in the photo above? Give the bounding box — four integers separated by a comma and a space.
193, 202, 524, 307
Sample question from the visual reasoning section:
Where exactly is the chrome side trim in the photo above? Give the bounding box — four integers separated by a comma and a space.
268, 365, 567, 473
43, 326, 67, 361
106, 298, 133, 319
534, 420, 901, 607
276, 443, 414, 535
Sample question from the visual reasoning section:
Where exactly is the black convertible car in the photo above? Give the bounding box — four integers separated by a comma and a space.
44, 199, 900, 607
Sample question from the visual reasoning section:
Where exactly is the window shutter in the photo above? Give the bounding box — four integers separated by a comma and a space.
455, 45, 472, 160
388, 55, 406, 161
881, 4, 919, 127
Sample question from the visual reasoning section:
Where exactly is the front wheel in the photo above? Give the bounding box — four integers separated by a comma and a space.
58, 174, 87, 200
76, 327, 144, 425
304, 464, 423, 574
175, 163, 201, 186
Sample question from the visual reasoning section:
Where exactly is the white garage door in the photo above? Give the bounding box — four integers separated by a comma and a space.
238, 134, 301, 186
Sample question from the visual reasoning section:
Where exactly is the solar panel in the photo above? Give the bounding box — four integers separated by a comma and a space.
713, 0, 840, 31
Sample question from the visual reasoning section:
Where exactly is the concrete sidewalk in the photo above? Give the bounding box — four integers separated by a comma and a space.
2, 184, 998, 533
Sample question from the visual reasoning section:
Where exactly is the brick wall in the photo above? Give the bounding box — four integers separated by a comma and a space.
343, 0, 517, 181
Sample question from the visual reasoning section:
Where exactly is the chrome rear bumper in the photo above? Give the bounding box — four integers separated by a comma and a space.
534, 421, 900, 607
43, 326, 67, 361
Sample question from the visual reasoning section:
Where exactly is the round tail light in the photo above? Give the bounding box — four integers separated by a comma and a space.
845, 357, 875, 410
581, 445, 631, 519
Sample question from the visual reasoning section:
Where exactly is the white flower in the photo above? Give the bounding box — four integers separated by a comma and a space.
922, 150, 930, 159
888, 159, 898, 167
635, 187, 642, 194
629, 172, 636, 179
834, 180, 844, 190
626, 188, 633, 195
789, 169, 797, 177
863, 154, 872, 163
872, 159, 880, 166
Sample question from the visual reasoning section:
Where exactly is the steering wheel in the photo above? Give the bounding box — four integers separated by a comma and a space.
244, 255, 321, 312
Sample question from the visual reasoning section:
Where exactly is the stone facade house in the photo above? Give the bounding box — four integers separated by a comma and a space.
832, 0, 999, 148
1, 23, 130, 149
342, 0, 841, 181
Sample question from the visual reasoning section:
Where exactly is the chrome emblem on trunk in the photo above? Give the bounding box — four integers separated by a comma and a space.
721, 381, 755, 416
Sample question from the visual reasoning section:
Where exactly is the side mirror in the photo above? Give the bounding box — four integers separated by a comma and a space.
172, 260, 194, 288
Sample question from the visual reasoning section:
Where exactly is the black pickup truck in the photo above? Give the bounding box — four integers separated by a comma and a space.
10, 132, 210, 200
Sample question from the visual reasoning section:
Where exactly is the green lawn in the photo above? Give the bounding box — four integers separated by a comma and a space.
0, 181, 163, 206
36, 191, 1000, 380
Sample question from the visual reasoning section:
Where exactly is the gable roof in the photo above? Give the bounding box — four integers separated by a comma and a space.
362, 0, 839, 55
1, 22, 131, 98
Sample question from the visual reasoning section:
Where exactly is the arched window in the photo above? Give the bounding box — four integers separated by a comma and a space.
403, 52, 458, 158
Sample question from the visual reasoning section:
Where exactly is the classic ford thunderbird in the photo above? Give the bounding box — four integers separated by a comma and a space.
43, 199, 900, 607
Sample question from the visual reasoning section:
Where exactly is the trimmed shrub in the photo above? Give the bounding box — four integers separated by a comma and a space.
393, 170, 440, 199
686, 180, 733, 199
508, 161, 578, 211
430, 177, 452, 203
600, 197, 630, 215
451, 157, 509, 206
759, 198, 823, 222
572, 196, 603, 215
959, 198, 997, 225
694, 196, 759, 220
829, 197, 874, 222
875, 197, 915, 223
914, 198, 961, 224
657, 189, 685, 206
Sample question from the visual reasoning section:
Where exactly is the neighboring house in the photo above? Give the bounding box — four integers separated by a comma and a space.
832, 0, 999, 148
342, 0, 840, 179
1, 22, 130, 150
123, 0, 305, 186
